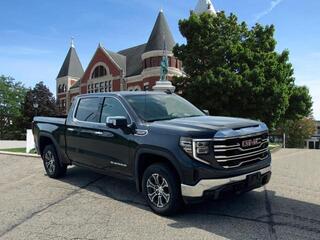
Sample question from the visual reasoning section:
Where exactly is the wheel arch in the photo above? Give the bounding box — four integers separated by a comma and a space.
38, 132, 70, 166
134, 147, 182, 192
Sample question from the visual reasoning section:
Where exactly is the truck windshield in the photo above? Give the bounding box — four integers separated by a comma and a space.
125, 94, 205, 122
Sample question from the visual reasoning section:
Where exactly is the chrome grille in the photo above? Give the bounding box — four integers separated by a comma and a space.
213, 132, 269, 169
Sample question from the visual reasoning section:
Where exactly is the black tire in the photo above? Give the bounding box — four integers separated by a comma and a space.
42, 145, 67, 179
142, 163, 183, 216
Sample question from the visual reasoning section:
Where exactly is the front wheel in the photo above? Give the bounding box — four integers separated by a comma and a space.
142, 163, 183, 216
42, 145, 67, 179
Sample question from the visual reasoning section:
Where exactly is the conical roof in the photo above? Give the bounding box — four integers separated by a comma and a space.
194, 0, 216, 15
57, 45, 84, 79
145, 10, 175, 53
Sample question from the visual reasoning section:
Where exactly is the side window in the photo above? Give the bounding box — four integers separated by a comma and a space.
100, 98, 130, 123
75, 98, 100, 122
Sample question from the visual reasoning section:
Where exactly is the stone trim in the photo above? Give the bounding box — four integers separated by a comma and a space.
89, 62, 111, 79
126, 75, 143, 83
142, 67, 183, 78
142, 50, 174, 60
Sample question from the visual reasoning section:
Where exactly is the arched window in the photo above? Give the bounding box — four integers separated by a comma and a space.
91, 65, 107, 79
58, 85, 61, 93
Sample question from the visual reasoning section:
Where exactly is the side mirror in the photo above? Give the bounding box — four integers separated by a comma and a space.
106, 116, 128, 128
203, 110, 210, 116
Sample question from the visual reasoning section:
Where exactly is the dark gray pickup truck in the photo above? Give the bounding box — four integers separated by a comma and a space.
33, 91, 272, 215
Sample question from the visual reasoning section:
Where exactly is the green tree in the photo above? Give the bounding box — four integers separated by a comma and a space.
284, 118, 316, 148
0, 75, 27, 139
173, 12, 312, 128
21, 82, 58, 128
284, 86, 313, 121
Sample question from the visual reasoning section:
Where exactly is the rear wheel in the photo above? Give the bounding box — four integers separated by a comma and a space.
42, 145, 67, 178
142, 163, 183, 216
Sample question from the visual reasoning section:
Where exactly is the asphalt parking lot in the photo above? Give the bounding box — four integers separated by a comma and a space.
0, 149, 319, 240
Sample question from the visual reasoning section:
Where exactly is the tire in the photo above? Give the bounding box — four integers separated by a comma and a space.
142, 163, 183, 216
42, 145, 67, 179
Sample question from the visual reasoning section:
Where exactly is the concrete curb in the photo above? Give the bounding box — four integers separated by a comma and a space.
0, 151, 40, 158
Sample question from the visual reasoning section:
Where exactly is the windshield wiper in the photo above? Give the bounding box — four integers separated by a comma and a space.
146, 117, 177, 122
147, 115, 204, 122
184, 115, 203, 118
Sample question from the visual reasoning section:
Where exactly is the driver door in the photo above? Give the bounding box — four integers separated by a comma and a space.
93, 97, 132, 175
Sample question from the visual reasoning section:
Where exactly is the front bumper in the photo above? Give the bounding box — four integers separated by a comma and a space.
181, 166, 271, 198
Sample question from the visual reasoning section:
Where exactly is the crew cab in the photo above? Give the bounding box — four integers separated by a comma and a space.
33, 92, 272, 215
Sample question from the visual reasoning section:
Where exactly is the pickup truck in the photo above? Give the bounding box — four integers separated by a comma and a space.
33, 91, 272, 215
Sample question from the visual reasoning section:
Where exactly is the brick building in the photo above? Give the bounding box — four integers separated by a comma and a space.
305, 120, 320, 149
56, 10, 184, 114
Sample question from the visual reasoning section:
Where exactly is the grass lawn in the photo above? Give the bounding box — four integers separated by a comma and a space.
0, 148, 37, 154
269, 143, 281, 151
0, 148, 26, 153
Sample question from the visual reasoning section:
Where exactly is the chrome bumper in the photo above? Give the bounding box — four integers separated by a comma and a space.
181, 166, 271, 198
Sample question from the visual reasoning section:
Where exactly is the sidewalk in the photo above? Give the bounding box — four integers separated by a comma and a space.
0, 141, 26, 149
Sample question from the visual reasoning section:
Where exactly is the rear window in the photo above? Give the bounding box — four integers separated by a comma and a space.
75, 98, 100, 122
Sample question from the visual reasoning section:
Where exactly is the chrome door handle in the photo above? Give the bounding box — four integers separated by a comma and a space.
67, 128, 75, 132
94, 131, 103, 135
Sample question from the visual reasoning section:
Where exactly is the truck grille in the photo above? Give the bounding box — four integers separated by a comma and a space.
213, 132, 269, 169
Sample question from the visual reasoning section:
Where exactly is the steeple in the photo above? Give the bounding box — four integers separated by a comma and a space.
194, 0, 217, 15
57, 40, 84, 79
70, 37, 75, 48
145, 10, 175, 53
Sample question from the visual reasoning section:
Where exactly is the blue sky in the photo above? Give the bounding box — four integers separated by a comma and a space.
0, 0, 319, 119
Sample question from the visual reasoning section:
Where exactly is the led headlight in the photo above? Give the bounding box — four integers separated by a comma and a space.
179, 137, 193, 157
180, 137, 211, 164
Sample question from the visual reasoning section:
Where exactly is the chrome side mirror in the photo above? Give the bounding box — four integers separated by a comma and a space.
106, 116, 128, 128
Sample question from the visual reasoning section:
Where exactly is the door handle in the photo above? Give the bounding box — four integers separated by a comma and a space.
67, 128, 76, 132
93, 131, 103, 135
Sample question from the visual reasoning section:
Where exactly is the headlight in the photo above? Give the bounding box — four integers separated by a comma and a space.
179, 137, 193, 157
195, 141, 209, 155
180, 137, 211, 164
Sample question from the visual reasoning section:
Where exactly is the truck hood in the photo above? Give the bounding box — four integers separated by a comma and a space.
150, 116, 266, 137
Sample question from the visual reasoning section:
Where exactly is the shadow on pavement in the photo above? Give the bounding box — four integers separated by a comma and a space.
57, 166, 320, 240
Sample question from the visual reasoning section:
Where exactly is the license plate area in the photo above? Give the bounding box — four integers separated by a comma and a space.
246, 172, 262, 188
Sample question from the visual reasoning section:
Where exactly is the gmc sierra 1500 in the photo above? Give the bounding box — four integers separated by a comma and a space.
33, 91, 271, 215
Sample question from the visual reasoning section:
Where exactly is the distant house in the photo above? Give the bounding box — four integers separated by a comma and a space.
305, 120, 320, 149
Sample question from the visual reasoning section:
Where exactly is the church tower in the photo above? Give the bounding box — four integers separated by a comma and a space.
56, 39, 84, 114
194, 0, 217, 15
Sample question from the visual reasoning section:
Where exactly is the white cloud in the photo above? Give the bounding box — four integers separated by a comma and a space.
254, 0, 284, 21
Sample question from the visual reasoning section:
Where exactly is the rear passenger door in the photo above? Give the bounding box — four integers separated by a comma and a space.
65, 97, 105, 168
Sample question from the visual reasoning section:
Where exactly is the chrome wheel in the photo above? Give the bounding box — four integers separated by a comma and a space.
146, 173, 171, 208
44, 150, 56, 174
